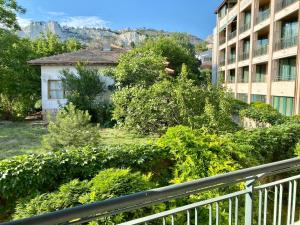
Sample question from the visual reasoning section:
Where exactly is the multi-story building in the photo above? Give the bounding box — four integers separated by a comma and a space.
212, 0, 300, 116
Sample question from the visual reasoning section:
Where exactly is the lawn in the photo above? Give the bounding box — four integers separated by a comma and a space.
0, 121, 155, 160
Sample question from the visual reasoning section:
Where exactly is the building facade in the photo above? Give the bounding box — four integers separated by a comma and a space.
213, 0, 300, 116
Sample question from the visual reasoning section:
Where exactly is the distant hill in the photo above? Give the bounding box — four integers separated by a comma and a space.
18, 21, 204, 48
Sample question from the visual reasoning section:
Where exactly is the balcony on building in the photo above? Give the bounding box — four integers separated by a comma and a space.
219, 28, 227, 46
275, 16, 298, 51
256, 1, 270, 25
239, 38, 250, 61
238, 66, 250, 83
228, 45, 236, 65
276, 0, 298, 13
228, 17, 238, 41
217, 0, 238, 19
254, 34, 269, 57
240, 9, 252, 34
253, 63, 267, 82
227, 69, 236, 83
273, 56, 296, 81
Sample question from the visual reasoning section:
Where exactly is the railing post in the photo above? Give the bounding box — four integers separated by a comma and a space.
244, 179, 255, 225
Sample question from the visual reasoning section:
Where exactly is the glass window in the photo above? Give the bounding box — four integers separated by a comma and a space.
243, 40, 250, 53
252, 94, 266, 103
48, 80, 64, 99
278, 57, 296, 81
272, 96, 294, 116
282, 20, 298, 39
244, 11, 251, 25
241, 67, 249, 83
255, 64, 267, 82
237, 93, 248, 103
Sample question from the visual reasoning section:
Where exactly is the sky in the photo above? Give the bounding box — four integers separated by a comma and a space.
17, 0, 221, 39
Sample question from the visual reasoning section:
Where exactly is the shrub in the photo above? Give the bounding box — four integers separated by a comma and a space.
0, 144, 170, 207
233, 121, 300, 163
13, 169, 154, 223
240, 102, 284, 125
42, 103, 102, 151
157, 126, 246, 183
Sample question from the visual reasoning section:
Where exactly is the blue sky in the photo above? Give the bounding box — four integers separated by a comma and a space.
17, 0, 221, 39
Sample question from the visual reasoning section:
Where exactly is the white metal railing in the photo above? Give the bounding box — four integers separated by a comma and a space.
2, 158, 300, 225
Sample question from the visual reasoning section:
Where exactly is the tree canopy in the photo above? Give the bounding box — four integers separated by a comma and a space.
0, 0, 25, 30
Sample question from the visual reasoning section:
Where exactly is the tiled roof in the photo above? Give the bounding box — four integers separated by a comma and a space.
28, 47, 127, 66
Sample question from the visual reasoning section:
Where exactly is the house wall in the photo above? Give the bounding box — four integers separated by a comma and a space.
41, 65, 114, 114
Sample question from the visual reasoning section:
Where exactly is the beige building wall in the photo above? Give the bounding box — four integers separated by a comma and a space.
213, 0, 300, 115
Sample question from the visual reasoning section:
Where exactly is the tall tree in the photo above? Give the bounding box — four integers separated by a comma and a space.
0, 0, 25, 30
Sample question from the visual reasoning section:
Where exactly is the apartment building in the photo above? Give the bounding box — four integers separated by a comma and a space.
212, 0, 300, 116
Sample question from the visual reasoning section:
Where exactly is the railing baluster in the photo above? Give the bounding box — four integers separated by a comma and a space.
171, 214, 174, 225
263, 188, 268, 225
162, 217, 166, 225
216, 202, 219, 225
287, 181, 293, 225
195, 207, 198, 225
209, 204, 213, 225
258, 189, 262, 225
235, 196, 239, 225
245, 180, 254, 225
187, 210, 190, 225
278, 184, 283, 225
229, 198, 232, 225
291, 180, 297, 225
273, 186, 278, 225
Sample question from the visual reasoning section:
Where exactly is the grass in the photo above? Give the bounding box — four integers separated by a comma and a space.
0, 121, 155, 160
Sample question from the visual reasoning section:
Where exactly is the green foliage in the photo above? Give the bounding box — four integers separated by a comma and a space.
240, 102, 284, 125
41, 103, 101, 151
31, 33, 83, 57
0, 0, 25, 30
13, 179, 89, 219
61, 64, 108, 123
157, 126, 245, 183
0, 29, 40, 119
233, 121, 300, 163
0, 144, 168, 205
113, 66, 236, 134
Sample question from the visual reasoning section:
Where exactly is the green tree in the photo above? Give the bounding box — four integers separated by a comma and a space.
61, 64, 108, 123
42, 103, 102, 151
0, 0, 25, 30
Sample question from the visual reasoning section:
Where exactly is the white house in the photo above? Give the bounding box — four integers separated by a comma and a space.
28, 46, 126, 114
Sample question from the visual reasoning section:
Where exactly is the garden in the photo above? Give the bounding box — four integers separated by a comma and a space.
1, 5, 300, 222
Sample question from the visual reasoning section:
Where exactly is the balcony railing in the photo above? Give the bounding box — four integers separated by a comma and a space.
227, 75, 236, 83
238, 76, 249, 83
275, 35, 298, 50
273, 71, 296, 81
256, 9, 270, 24
228, 30, 237, 40
4, 157, 300, 225
239, 51, 250, 61
254, 44, 269, 57
240, 22, 251, 33
219, 59, 226, 66
219, 37, 226, 45
276, 0, 298, 12
228, 56, 236, 64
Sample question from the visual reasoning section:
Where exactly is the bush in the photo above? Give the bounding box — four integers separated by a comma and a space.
157, 126, 246, 183
240, 102, 284, 125
233, 121, 300, 163
42, 103, 102, 150
13, 169, 154, 223
0, 144, 170, 208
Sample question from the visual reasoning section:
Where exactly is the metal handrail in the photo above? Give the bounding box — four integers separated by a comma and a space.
239, 51, 250, 61
254, 44, 269, 57
275, 35, 298, 50
256, 9, 270, 24
3, 157, 300, 225
240, 22, 251, 33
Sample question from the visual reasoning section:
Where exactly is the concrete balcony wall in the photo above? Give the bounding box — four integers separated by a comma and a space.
275, 1, 299, 21
252, 82, 268, 95
237, 83, 249, 93
271, 81, 295, 97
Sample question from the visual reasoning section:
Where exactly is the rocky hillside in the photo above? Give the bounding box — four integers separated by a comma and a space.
18, 21, 204, 48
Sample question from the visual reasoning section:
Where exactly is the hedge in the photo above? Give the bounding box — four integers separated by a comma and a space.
0, 144, 171, 204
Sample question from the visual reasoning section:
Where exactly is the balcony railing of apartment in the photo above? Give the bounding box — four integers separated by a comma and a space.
3, 157, 300, 225
240, 22, 251, 33
254, 44, 269, 57
239, 51, 250, 61
219, 36, 226, 45
273, 72, 296, 81
227, 75, 236, 83
276, 0, 298, 12
228, 30, 237, 40
256, 9, 270, 24
275, 35, 298, 50
228, 56, 236, 64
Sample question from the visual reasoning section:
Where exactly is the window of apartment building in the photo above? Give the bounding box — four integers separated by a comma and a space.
272, 96, 294, 116
237, 93, 248, 103
252, 94, 266, 103
244, 11, 251, 26
229, 47, 236, 63
277, 57, 296, 81
255, 64, 267, 82
257, 4, 270, 23
240, 67, 249, 83
282, 20, 298, 39
48, 80, 64, 99
228, 69, 236, 83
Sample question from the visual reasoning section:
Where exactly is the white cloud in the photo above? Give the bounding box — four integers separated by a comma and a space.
17, 17, 32, 28
60, 16, 109, 28
47, 11, 66, 16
